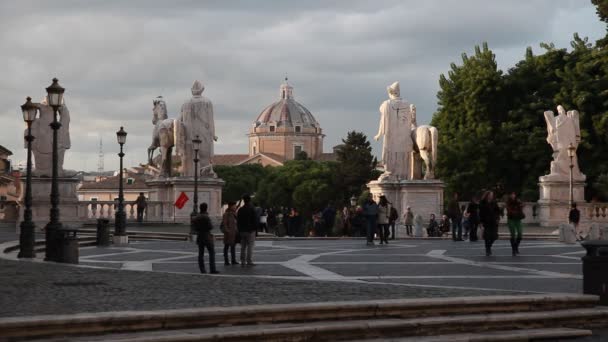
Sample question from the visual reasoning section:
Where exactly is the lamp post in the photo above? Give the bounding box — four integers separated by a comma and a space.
567, 143, 576, 208
190, 135, 202, 234
18, 97, 38, 258
115, 127, 127, 239
44, 78, 65, 262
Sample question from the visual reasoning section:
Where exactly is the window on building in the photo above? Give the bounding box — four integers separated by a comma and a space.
295, 126, 301, 133
294, 145, 303, 157
127, 178, 135, 185
269, 125, 275, 132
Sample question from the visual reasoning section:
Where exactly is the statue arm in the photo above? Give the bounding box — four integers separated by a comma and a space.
568, 110, 581, 144
410, 104, 418, 130
210, 102, 217, 141
59, 105, 71, 149
375, 102, 386, 141
544, 110, 556, 148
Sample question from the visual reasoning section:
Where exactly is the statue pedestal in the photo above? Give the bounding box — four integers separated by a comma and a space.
537, 176, 585, 227
146, 177, 224, 223
367, 179, 444, 222
18, 177, 81, 230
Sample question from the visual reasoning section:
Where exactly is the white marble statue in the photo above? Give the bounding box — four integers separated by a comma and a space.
374, 81, 417, 181
148, 96, 175, 177
542, 105, 585, 181
26, 96, 71, 177
176, 80, 217, 177
410, 104, 439, 180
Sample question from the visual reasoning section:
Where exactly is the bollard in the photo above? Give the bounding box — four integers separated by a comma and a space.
96, 218, 110, 247
581, 240, 608, 305
58, 229, 79, 264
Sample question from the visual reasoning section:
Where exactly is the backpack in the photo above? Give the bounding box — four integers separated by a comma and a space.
389, 207, 399, 221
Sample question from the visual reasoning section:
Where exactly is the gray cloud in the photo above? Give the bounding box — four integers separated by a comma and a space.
0, 0, 604, 171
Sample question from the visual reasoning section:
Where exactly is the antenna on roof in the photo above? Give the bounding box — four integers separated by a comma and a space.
97, 135, 104, 173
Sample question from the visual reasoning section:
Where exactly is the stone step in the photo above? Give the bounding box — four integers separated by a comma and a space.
356, 328, 592, 341
0, 294, 598, 340
27, 308, 608, 342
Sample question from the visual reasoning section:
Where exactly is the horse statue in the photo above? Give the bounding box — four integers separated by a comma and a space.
411, 124, 439, 180
148, 96, 177, 177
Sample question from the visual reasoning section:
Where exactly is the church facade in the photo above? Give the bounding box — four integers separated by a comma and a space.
214, 79, 335, 167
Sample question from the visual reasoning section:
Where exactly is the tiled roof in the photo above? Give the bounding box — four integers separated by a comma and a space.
212, 154, 249, 166
78, 172, 148, 190
0, 145, 12, 156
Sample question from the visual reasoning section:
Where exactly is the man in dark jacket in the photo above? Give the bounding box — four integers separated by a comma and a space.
237, 194, 258, 266
321, 203, 336, 237
191, 203, 218, 274
447, 192, 463, 241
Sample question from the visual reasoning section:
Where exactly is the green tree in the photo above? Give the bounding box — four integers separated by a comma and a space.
431, 43, 506, 199
334, 131, 376, 202
214, 164, 269, 203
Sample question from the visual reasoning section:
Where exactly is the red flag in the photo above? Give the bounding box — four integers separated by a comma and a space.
174, 192, 189, 209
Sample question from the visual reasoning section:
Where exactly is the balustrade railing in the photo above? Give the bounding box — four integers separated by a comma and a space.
77, 200, 173, 222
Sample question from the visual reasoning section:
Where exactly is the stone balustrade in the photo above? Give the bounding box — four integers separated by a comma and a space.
77, 200, 175, 223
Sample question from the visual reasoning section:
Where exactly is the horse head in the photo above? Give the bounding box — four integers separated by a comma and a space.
152, 96, 168, 124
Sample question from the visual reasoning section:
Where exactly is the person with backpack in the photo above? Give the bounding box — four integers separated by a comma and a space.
389, 206, 399, 240
192, 202, 219, 274
222, 201, 239, 265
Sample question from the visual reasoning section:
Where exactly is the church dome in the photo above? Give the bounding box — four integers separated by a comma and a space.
254, 79, 319, 129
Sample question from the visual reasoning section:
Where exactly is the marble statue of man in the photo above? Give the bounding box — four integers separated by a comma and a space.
26, 96, 71, 177
374, 81, 417, 181
177, 80, 217, 177
542, 105, 585, 181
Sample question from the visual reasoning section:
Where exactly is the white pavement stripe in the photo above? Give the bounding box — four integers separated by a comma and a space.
426, 254, 582, 279
121, 262, 153, 271
282, 255, 357, 281
350, 275, 558, 279
427, 249, 446, 256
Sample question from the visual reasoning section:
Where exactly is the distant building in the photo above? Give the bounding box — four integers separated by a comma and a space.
0, 145, 19, 222
77, 168, 149, 203
213, 79, 337, 167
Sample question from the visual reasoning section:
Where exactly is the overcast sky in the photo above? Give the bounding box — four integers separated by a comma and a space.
0, 0, 605, 172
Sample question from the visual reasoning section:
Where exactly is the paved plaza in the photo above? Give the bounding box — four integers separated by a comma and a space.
75, 238, 585, 294
0, 225, 588, 317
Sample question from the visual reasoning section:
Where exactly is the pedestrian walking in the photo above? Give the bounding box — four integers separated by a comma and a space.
479, 191, 500, 256
466, 196, 481, 242
135, 192, 147, 223
237, 194, 257, 266
363, 194, 379, 245
289, 208, 303, 237
389, 206, 399, 240
192, 203, 219, 274
506, 192, 525, 256
222, 201, 239, 265
322, 203, 336, 237
569, 203, 582, 240
404, 207, 414, 236
259, 209, 268, 234
447, 192, 463, 241
378, 196, 390, 244
313, 211, 322, 236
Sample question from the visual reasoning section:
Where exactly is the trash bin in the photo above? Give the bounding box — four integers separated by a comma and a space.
96, 218, 110, 247
58, 229, 79, 264
581, 240, 608, 305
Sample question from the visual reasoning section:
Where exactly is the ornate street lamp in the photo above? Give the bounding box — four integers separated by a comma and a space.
115, 127, 127, 239
567, 143, 576, 208
45, 78, 65, 262
190, 135, 202, 234
18, 97, 38, 258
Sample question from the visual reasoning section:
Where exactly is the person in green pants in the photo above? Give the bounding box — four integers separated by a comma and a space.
506, 192, 524, 256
